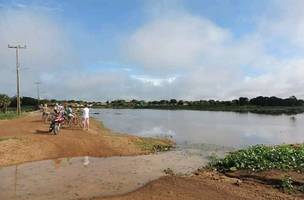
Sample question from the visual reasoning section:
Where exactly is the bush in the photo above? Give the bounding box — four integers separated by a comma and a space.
0, 94, 11, 113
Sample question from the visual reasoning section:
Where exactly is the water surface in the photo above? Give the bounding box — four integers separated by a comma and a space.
92, 109, 304, 147
0, 151, 208, 200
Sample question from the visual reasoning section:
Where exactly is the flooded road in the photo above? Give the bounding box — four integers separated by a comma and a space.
0, 149, 215, 200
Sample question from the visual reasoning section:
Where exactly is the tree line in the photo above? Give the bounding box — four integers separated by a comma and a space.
108, 96, 304, 108
0, 94, 40, 112
1, 93, 303, 113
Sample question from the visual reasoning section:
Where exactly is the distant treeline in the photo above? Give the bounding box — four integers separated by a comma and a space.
105, 96, 304, 115
0, 95, 39, 112
2, 95, 304, 108
108, 96, 303, 107
1, 93, 304, 115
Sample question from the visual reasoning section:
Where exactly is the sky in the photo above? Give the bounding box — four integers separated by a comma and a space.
1, 0, 304, 101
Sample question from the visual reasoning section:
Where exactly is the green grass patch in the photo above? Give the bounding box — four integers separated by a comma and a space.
210, 144, 304, 172
0, 107, 34, 120
135, 137, 173, 152
0, 111, 20, 120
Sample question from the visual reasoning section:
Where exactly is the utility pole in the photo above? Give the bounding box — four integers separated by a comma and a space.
8, 44, 26, 116
34, 81, 41, 107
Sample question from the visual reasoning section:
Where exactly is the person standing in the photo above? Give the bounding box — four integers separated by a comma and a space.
82, 104, 90, 131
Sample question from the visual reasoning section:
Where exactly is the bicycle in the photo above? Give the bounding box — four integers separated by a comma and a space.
66, 113, 83, 128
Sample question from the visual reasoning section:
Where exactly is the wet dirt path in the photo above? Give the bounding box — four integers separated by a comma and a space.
0, 150, 209, 200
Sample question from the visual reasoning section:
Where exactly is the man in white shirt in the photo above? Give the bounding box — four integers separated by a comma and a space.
82, 105, 90, 131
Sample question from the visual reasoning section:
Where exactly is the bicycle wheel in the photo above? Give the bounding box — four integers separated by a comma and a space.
72, 117, 79, 126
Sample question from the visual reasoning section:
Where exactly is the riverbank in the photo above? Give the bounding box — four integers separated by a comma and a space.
139, 105, 304, 115
93, 105, 304, 115
0, 112, 172, 166
96, 170, 298, 200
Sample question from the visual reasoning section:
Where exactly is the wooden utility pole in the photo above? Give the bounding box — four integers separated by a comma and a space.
8, 44, 26, 115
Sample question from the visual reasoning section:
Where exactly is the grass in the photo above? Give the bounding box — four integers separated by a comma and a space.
0, 106, 36, 120
210, 144, 304, 172
135, 137, 173, 152
0, 111, 20, 120
0, 136, 20, 142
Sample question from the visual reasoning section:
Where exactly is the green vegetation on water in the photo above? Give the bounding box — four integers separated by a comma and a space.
135, 137, 173, 152
210, 144, 304, 172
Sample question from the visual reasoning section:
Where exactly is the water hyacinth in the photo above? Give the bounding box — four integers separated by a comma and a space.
211, 144, 304, 172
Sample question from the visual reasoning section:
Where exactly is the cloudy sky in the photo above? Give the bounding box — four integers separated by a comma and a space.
1, 0, 304, 101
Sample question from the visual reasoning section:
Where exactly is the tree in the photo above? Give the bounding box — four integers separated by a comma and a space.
239, 97, 249, 106
177, 100, 184, 105
21, 96, 38, 106
160, 100, 169, 105
0, 94, 11, 113
169, 99, 177, 104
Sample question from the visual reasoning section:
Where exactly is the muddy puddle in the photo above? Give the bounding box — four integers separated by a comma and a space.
0, 149, 222, 200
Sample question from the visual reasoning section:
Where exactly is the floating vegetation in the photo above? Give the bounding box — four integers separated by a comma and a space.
135, 137, 174, 152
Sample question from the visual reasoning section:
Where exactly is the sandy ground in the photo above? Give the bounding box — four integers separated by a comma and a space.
0, 112, 171, 166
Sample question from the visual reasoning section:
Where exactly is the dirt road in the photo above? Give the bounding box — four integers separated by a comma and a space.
0, 112, 171, 166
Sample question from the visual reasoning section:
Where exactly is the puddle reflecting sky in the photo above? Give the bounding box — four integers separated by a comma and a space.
92, 109, 304, 147
0, 152, 207, 200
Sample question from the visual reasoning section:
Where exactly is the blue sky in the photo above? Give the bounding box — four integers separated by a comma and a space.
1, 0, 304, 101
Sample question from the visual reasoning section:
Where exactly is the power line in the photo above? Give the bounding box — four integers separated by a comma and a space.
8, 44, 27, 115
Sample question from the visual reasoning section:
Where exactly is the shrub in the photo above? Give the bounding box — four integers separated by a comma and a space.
211, 144, 304, 172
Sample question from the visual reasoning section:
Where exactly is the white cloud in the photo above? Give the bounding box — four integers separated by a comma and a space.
2, 1, 304, 101
258, 0, 304, 50
121, 1, 304, 100
0, 7, 76, 97
131, 75, 176, 86
124, 14, 231, 69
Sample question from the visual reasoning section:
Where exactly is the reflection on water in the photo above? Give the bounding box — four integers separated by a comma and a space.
92, 109, 304, 147
53, 159, 62, 169
14, 165, 18, 198
83, 156, 90, 166
0, 151, 209, 200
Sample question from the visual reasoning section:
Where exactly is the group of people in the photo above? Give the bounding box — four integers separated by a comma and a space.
41, 103, 90, 130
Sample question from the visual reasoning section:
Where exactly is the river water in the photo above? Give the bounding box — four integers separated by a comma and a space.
92, 109, 304, 147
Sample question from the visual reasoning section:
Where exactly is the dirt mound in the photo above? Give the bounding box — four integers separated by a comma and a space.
225, 170, 304, 197
97, 170, 299, 200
